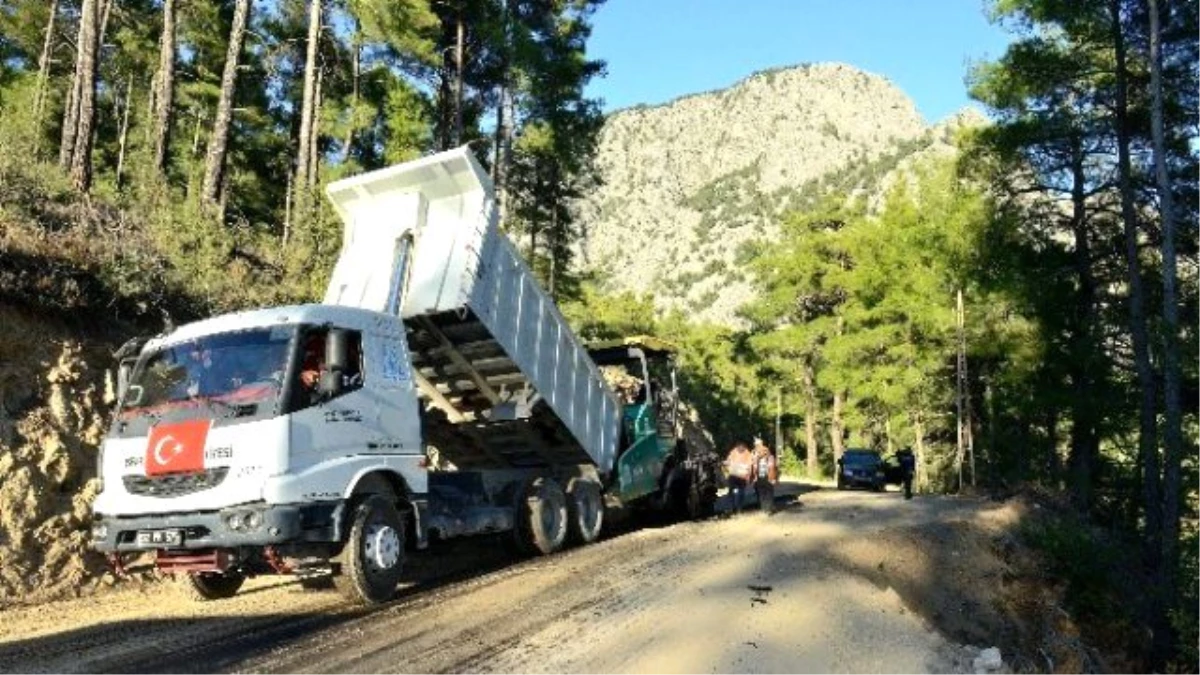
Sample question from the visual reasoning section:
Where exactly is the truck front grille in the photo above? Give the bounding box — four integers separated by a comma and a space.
123, 467, 229, 497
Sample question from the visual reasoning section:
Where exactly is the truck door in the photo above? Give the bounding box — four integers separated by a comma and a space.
286, 326, 376, 470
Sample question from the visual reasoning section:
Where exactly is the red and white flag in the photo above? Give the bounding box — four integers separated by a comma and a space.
144, 419, 210, 476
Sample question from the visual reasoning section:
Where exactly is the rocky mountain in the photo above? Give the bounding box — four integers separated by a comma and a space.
576, 62, 984, 326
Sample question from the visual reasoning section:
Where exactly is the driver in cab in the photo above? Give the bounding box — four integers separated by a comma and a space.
298, 334, 326, 403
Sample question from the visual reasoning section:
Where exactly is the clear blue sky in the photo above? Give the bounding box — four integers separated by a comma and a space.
584, 0, 1013, 123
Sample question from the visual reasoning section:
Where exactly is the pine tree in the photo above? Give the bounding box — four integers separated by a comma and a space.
201, 0, 252, 207
69, 0, 100, 191
151, 0, 177, 177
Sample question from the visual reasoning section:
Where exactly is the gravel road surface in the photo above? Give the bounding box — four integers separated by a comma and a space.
0, 483, 1017, 673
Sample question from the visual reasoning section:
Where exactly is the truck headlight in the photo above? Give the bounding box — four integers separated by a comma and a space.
225, 510, 263, 532
91, 522, 108, 540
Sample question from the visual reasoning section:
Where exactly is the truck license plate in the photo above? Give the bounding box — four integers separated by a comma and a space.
135, 529, 182, 546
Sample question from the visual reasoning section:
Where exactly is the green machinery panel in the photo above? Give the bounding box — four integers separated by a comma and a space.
614, 403, 671, 502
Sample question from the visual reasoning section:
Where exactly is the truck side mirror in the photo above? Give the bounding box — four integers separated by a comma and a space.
326, 328, 348, 373
116, 360, 134, 399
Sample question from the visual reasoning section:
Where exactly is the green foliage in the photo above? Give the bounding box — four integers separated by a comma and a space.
1020, 514, 1133, 629
560, 282, 656, 342
739, 156, 1001, 485
505, 0, 605, 304
0, 0, 611, 322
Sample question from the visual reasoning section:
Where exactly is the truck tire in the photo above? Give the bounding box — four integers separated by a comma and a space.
514, 477, 568, 556
687, 473, 717, 520
182, 571, 244, 601
333, 494, 405, 605
565, 478, 604, 545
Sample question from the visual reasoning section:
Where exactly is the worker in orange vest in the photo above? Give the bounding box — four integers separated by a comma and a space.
750, 436, 778, 514
724, 442, 754, 515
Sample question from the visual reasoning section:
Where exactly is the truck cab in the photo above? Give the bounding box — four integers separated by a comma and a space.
92, 305, 427, 599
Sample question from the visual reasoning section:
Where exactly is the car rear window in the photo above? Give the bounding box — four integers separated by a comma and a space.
842, 451, 880, 466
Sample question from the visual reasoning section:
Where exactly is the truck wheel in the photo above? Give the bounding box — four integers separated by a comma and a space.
566, 478, 604, 545
686, 474, 717, 520
514, 477, 568, 555
182, 571, 244, 601
334, 494, 405, 605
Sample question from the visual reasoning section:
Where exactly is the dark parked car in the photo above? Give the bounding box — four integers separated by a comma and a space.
836, 449, 886, 491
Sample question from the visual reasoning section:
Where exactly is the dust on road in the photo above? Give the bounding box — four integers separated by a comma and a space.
0, 484, 1026, 674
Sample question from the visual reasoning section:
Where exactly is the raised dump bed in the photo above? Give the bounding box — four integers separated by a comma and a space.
323, 147, 622, 473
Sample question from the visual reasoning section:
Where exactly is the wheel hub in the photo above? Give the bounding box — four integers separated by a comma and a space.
364, 524, 401, 571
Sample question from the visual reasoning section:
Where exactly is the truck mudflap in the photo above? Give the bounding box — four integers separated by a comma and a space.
90, 501, 346, 553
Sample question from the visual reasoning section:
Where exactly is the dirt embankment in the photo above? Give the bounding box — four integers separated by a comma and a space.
0, 303, 116, 606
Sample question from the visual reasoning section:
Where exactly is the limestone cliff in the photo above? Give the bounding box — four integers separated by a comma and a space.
577, 63, 983, 325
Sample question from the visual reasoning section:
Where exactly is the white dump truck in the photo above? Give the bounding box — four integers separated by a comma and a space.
91, 147, 719, 604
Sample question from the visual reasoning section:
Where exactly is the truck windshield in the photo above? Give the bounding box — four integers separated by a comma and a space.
122, 327, 294, 416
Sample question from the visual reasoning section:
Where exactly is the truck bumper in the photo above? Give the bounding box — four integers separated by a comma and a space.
89, 501, 345, 553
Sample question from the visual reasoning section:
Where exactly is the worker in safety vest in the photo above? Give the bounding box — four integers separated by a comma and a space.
750, 437, 778, 514
724, 442, 753, 515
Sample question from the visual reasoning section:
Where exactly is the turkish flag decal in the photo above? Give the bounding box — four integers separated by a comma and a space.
145, 419, 210, 476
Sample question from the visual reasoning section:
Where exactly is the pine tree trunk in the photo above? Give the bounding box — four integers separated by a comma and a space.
529, 222, 538, 279
497, 83, 515, 222
1149, 0, 1183, 657
33, 0, 59, 141
436, 13, 455, 152
341, 21, 360, 163
494, 0, 514, 224
98, 0, 113, 44
59, 5, 88, 169
547, 196, 558, 297
69, 0, 100, 192
1067, 134, 1099, 511
452, 8, 464, 147
829, 389, 844, 466
283, 171, 293, 246
202, 0, 252, 206
152, 0, 178, 177
115, 77, 132, 188
1110, 0, 1161, 555
829, 316, 846, 466
295, 0, 322, 194
803, 361, 818, 477
913, 412, 926, 492
492, 84, 504, 181
191, 109, 204, 156
307, 64, 323, 190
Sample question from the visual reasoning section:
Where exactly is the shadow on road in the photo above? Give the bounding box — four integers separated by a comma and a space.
714, 478, 824, 516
